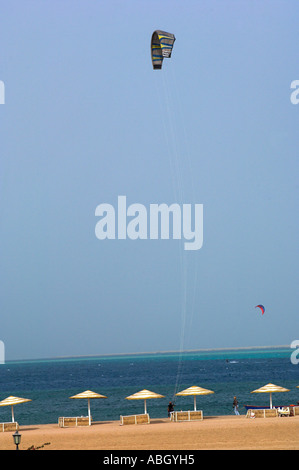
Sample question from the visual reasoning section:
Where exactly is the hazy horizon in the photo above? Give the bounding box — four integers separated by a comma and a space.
2, 343, 292, 365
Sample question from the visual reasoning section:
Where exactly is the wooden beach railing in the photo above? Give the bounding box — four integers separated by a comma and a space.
0, 422, 19, 432
246, 408, 278, 418
171, 410, 203, 422
120, 413, 150, 425
290, 405, 299, 416
58, 416, 90, 427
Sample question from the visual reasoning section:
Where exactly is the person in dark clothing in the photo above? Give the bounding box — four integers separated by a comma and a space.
168, 401, 174, 418
233, 396, 240, 415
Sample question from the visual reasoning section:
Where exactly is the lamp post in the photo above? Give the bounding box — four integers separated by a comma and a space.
13, 430, 21, 450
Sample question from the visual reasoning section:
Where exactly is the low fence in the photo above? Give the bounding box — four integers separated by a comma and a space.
246, 408, 278, 418
58, 416, 90, 427
171, 410, 203, 422
0, 422, 19, 432
120, 413, 150, 425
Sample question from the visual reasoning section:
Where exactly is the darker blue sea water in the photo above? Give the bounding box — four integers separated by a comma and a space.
0, 348, 298, 425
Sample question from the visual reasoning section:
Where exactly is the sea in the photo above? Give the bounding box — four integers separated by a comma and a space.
0, 347, 298, 425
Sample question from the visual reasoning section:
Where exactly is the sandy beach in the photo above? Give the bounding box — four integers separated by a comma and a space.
1, 415, 298, 450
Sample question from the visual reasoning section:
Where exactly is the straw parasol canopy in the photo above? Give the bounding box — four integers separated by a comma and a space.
69, 390, 107, 425
125, 389, 164, 414
176, 385, 214, 411
0, 395, 32, 422
251, 383, 290, 409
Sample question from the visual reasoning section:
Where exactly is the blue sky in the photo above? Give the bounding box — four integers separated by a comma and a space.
0, 1, 298, 360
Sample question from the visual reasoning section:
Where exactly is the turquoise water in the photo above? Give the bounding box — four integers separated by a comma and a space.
0, 347, 298, 425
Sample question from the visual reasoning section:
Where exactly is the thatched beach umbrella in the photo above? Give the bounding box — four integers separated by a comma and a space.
0, 396, 32, 422
175, 385, 214, 411
251, 383, 290, 409
69, 390, 107, 425
125, 389, 164, 414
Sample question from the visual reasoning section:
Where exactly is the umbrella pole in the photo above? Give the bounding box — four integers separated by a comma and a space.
11, 405, 14, 423
144, 399, 147, 414
270, 392, 272, 409
88, 398, 91, 425
194, 396, 197, 411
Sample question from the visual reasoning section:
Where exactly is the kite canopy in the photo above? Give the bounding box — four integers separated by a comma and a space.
255, 304, 265, 315
151, 30, 175, 69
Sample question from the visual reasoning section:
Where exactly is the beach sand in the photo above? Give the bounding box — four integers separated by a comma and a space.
0, 415, 298, 450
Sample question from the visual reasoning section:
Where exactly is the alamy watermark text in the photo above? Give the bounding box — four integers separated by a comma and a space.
290, 340, 299, 365
95, 196, 203, 251
290, 80, 299, 105
0, 81, 5, 104
0, 341, 4, 364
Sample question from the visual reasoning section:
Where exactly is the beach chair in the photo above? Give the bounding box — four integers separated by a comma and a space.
277, 407, 290, 417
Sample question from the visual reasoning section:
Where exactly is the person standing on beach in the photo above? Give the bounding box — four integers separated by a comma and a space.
168, 401, 174, 418
233, 396, 240, 415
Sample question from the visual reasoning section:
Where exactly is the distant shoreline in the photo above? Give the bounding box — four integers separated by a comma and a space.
6, 344, 290, 363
